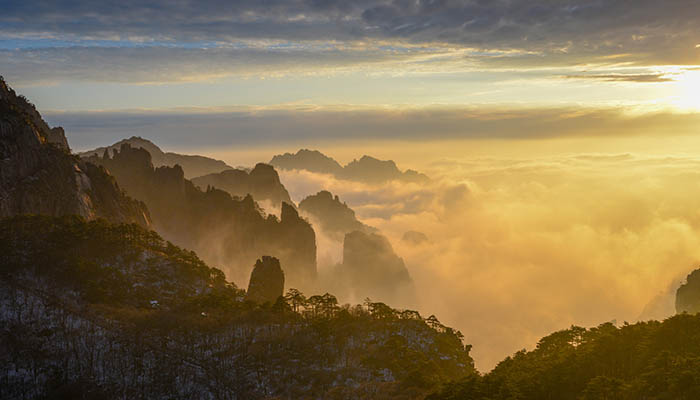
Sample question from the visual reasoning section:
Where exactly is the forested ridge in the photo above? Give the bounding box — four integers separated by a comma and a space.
427, 315, 700, 400
0, 215, 474, 399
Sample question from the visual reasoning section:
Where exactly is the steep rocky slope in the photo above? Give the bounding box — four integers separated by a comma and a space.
299, 190, 374, 240
192, 163, 294, 209
0, 77, 149, 226
84, 144, 316, 288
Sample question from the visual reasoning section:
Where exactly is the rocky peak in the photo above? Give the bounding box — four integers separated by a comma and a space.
299, 190, 371, 239
191, 162, 293, 208
676, 268, 700, 314
246, 256, 285, 304
0, 77, 149, 226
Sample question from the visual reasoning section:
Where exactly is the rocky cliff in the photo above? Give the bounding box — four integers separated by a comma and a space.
335, 230, 414, 305
192, 163, 293, 209
80, 136, 232, 179
84, 144, 317, 288
246, 256, 285, 304
676, 268, 700, 314
0, 77, 149, 226
299, 190, 373, 240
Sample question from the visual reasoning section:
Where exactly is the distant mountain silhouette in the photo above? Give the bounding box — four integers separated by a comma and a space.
299, 190, 374, 240
84, 144, 316, 288
270, 149, 429, 184
0, 76, 149, 226
80, 136, 232, 179
270, 149, 344, 176
192, 163, 294, 208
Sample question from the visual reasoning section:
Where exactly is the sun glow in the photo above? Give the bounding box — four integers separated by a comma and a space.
673, 69, 700, 110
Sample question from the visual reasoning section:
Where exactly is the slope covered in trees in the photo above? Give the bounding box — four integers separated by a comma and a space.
0, 215, 475, 399
427, 316, 700, 400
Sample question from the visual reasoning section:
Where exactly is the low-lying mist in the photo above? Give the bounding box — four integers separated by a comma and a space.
276, 153, 700, 371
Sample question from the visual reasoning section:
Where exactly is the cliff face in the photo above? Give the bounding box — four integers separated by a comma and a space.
85, 144, 317, 288
246, 256, 285, 304
299, 190, 373, 240
192, 163, 294, 209
80, 136, 232, 179
676, 268, 700, 314
0, 77, 149, 226
340, 231, 414, 305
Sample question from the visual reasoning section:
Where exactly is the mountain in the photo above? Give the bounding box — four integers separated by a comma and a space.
270, 149, 429, 184
0, 77, 149, 226
427, 316, 700, 400
192, 163, 294, 209
0, 215, 475, 399
299, 190, 374, 240
270, 148, 344, 176
320, 230, 414, 306
84, 144, 316, 288
343, 155, 429, 184
676, 268, 700, 314
80, 136, 232, 179
246, 256, 285, 304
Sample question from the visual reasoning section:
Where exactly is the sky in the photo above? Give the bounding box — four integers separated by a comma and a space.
2, 0, 700, 153
4, 0, 700, 370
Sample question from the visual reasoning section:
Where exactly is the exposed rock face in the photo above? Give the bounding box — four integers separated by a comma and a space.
402, 230, 429, 245
0, 77, 149, 226
270, 149, 429, 184
270, 149, 344, 176
340, 231, 414, 304
192, 163, 293, 208
80, 136, 232, 179
84, 145, 317, 288
676, 268, 700, 314
246, 256, 285, 304
299, 190, 373, 239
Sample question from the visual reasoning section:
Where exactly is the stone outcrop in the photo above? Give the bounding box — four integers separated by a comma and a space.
340, 231, 414, 304
192, 163, 294, 208
246, 256, 285, 304
299, 190, 372, 239
0, 76, 150, 226
80, 136, 232, 179
84, 145, 317, 288
676, 268, 700, 314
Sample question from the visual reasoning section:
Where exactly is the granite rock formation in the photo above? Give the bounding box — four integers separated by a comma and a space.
192, 163, 294, 208
84, 145, 317, 288
299, 190, 373, 239
246, 256, 285, 304
676, 268, 700, 314
0, 76, 149, 226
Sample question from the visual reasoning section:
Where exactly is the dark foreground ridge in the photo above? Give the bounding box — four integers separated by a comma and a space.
0, 215, 475, 399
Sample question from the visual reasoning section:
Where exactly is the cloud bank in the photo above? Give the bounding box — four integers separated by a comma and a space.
276, 153, 700, 370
